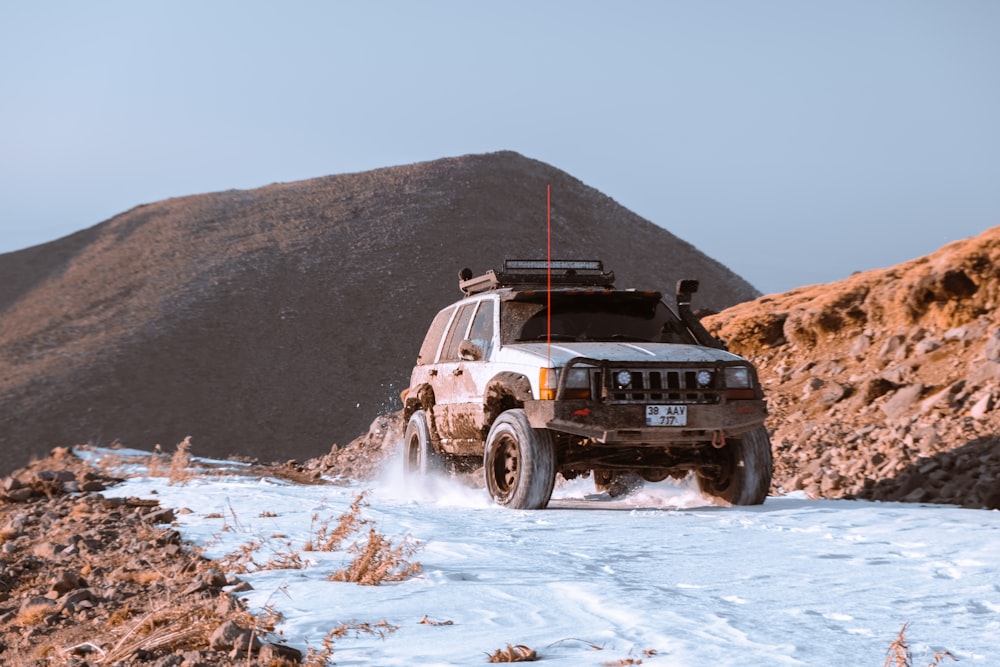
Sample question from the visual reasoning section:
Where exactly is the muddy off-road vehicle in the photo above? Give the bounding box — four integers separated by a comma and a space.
400, 260, 772, 509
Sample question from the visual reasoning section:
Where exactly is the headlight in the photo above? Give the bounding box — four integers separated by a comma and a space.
615, 370, 632, 388
696, 369, 713, 388
540, 367, 591, 400
724, 366, 751, 388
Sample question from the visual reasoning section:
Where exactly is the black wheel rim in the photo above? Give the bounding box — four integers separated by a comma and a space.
491, 435, 520, 496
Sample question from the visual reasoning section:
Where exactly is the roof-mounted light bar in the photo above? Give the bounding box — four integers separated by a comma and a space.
503, 259, 604, 272
459, 259, 615, 295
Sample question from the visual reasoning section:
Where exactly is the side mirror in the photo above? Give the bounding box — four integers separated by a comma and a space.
459, 339, 482, 361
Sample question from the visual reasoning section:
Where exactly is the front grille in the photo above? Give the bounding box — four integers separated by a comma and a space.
598, 368, 720, 404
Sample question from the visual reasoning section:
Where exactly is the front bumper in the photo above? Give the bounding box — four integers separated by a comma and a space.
524, 398, 767, 445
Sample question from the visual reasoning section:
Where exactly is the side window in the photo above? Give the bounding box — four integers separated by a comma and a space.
440, 304, 476, 362
417, 307, 455, 365
467, 299, 495, 359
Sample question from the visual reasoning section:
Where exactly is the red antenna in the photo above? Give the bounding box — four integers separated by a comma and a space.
546, 185, 552, 367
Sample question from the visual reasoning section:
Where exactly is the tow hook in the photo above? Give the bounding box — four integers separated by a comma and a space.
711, 430, 727, 448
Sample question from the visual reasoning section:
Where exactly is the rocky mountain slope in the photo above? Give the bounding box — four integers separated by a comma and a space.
705, 225, 1000, 508
0, 151, 758, 476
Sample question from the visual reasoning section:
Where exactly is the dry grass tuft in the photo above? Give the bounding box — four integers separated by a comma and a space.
303, 629, 338, 667
222, 537, 308, 574
144, 438, 195, 482
419, 614, 454, 626
328, 619, 399, 640
262, 543, 307, 571
120, 569, 163, 586
13, 602, 56, 627
884, 623, 958, 667
487, 644, 538, 662
168, 436, 193, 485
305, 491, 371, 552
99, 596, 270, 664
600, 647, 657, 666
329, 526, 421, 585
146, 444, 166, 477
303, 621, 399, 666
220, 537, 266, 574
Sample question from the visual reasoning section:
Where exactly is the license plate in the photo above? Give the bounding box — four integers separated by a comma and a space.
645, 405, 687, 426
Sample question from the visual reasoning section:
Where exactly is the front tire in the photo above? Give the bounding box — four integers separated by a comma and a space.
697, 426, 773, 505
403, 410, 439, 476
484, 409, 556, 509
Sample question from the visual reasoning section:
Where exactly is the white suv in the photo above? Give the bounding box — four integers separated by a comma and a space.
401, 260, 771, 509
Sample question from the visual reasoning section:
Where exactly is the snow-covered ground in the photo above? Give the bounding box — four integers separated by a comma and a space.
101, 451, 1000, 666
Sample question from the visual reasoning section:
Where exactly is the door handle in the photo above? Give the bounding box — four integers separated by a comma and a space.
452, 368, 463, 376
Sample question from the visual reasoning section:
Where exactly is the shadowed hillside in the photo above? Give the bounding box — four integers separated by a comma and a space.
0, 151, 758, 475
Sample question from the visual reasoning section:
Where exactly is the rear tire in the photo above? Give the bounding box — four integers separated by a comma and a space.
697, 426, 773, 505
484, 409, 556, 509
403, 410, 439, 476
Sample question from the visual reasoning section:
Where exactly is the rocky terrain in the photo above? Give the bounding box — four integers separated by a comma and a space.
0, 448, 307, 666
0, 151, 757, 477
705, 225, 1000, 508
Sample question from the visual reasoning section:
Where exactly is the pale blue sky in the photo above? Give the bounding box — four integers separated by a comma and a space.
2, 1, 998, 294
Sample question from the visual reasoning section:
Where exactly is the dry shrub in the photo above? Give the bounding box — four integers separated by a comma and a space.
487, 644, 538, 662
329, 526, 421, 585
306, 491, 371, 552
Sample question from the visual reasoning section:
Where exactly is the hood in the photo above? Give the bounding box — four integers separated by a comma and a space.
497, 342, 748, 367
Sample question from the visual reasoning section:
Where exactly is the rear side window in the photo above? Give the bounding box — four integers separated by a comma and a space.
467, 299, 495, 359
440, 304, 476, 361
417, 307, 455, 365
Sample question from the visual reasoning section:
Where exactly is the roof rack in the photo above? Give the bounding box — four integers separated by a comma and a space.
459, 259, 615, 295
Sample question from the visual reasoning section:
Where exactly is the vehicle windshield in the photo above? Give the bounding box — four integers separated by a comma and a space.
501, 292, 696, 345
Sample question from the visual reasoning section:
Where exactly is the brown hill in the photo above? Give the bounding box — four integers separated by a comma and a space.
0, 151, 758, 476
705, 225, 1000, 508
